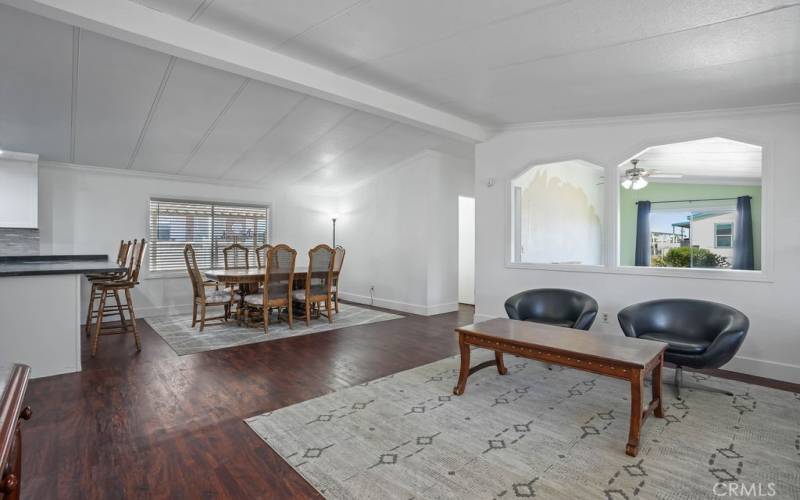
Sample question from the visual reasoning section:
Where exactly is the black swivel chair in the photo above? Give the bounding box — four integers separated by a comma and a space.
504, 288, 599, 331
617, 299, 748, 399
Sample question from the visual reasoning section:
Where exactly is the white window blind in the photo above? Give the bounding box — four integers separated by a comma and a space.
148, 199, 270, 272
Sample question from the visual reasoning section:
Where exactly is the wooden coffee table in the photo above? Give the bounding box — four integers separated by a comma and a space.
453, 318, 667, 457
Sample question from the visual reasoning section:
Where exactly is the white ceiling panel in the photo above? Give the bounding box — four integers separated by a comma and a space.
223, 97, 352, 181
628, 137, 762, 179
75, 30, 172, 168
301, 124, 444, 190
0, 4, 73, 160
130, 0, 206, 20
178, 81, 305, 178
131, 59, 247, 173
260, 111, 392, 185
277, 0, 555, 73
193, 0, 362, 50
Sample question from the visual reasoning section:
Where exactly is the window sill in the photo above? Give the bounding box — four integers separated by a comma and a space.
145, 271, 188, 280
505, 262, 772, 283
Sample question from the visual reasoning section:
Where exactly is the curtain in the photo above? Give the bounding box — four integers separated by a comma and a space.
634, 201, 651, 266
733, 195, 754, 270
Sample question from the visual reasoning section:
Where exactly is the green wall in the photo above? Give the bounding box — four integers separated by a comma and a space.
619, 182, 762, 268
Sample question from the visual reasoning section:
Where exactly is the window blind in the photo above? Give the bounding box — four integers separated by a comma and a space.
148, 199, 270, 272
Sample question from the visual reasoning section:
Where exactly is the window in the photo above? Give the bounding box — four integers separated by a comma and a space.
510, 159, 605, 266
618, 137, 762, 272
715, 223, 733, 248
148, 198, 270, 272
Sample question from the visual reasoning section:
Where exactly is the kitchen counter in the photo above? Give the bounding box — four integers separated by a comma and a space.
0, 254, 124, 277
0, 254, 125, 378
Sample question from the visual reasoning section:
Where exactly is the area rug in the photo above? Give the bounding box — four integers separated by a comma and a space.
145, 303, 403, 355
246, 349, 800, 499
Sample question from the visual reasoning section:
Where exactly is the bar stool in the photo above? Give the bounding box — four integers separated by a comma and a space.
84, 240, 131, 336
90, 239, 147, 356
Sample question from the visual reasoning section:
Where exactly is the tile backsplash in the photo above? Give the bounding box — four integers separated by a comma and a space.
0, 228, 40, 256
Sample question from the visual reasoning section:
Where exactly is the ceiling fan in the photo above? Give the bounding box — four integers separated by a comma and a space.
620, 159, 683, 190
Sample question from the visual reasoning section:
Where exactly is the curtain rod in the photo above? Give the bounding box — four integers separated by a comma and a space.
636, 196, 751, 205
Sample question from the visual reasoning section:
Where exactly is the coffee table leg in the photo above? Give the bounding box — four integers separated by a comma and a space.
453, 333, 470, 395
652, 353, 665, 418
626, 368, 644, 457
495, 351, 508, 375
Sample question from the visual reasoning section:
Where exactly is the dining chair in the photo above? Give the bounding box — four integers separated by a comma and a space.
243, 244, 296, 334
293, 244, 335, 326
184, 244, 232, 332
255, 243, 273, 269
331, 246, 346, 313
223, 243, 250, 270
90, 238, 147, 356
84, 239, 131, 336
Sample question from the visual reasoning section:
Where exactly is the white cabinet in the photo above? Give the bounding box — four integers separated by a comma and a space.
0, 151, 38, 228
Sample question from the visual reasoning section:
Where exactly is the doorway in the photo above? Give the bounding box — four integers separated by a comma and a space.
458, 196, 475, 305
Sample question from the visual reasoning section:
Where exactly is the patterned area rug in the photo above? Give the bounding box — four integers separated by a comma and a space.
246, 349, 800, 499
145, 303, 403, 355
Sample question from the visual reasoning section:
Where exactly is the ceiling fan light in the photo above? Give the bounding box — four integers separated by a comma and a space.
632, 177, 648, 190
621, 178, 633, 189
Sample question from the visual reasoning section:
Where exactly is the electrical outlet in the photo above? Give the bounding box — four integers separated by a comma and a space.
601, 312, 609, 323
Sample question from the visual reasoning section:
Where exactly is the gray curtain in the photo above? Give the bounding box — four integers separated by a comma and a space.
634, 201, 651, 266
733, 195, 754, 270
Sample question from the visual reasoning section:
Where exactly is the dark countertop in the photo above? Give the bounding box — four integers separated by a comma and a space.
0, 255, 126, 277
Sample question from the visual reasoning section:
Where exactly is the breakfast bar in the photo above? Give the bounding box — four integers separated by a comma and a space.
0, 255, 125, 378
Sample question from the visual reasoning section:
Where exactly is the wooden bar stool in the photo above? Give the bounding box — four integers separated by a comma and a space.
84, 240, 131, 336
90, 239, 147, 357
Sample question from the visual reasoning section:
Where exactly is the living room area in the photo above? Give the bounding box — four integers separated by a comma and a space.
1, 1, 799, 499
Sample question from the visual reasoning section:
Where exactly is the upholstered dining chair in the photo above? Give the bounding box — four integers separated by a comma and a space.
331, 246, 346, 313
504, 288, 599, 330
255, 243, 273, 269
243, 244, 296, 334
90, 239, 147, 356
618, 299, 749, 399
294, 244, 335, 326
184, 244, 232, 332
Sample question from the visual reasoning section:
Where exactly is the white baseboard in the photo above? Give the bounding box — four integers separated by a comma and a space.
135, 303, 194, 318
339, 292, 458, 316
722, 356, 800, 384
471, 312, 799, 384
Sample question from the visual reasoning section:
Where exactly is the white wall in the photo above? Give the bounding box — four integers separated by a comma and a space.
458, 196, 475, 305
336, 150, 474, 315
37, 163, 334, 318
474, 105, 800, 383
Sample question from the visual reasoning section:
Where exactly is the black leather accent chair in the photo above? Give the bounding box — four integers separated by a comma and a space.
617, 299, 748, 398
504, 288, 598, 331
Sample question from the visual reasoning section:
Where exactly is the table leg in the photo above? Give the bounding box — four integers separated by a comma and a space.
626, 368, 644, 457
453, 333, 471, 396
652, 353, 665, 418
495, 351, 508, 375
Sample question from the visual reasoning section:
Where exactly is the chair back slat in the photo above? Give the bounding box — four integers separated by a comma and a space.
223, 243, 250, 270
116, 240, 131, 266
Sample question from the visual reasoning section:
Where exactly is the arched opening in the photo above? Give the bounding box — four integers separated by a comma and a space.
618, 137, 762, 271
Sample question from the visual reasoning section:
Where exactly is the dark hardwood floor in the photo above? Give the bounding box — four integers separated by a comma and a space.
21, 303, 798, 499
22, 304, 473, 499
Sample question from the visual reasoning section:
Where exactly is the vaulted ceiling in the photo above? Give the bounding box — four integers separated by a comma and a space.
0, 3, 473, 190
0, 0, 798, 189
131, 0, 800, 125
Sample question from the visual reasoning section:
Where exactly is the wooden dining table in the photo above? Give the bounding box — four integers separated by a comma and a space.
203, 267, 338, 287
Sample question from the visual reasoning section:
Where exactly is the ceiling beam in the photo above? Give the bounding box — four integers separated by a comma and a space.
1, 0, 488, 142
